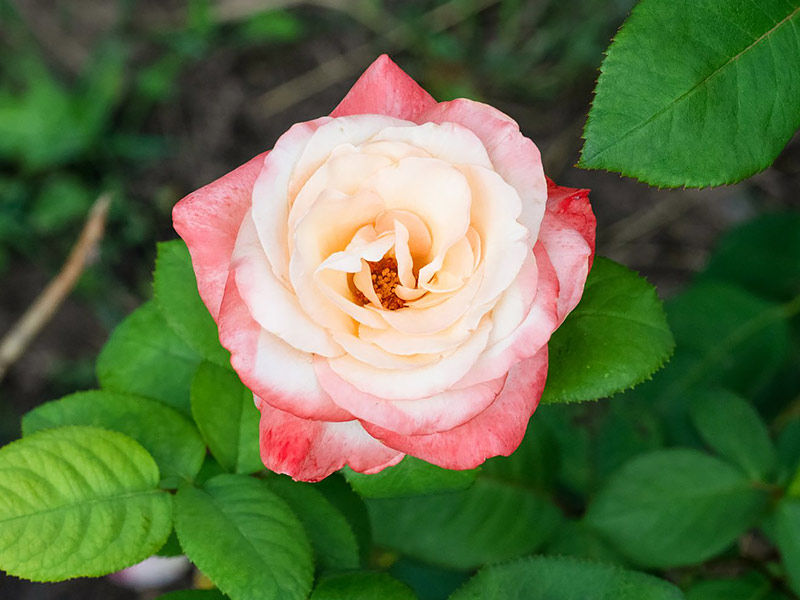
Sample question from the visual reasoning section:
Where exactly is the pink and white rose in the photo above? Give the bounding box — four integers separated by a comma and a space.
173, 55, 595, 482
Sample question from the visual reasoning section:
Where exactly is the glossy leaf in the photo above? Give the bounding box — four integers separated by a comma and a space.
154, 241, 230, 366
265, 476, 360, 573
586, 449, 767, 568
450, 555, 684, 600
775, 498, 800, 596
156, 591, 228, 600
687, 571, 787, 600
543, 257, 674, 403
0, 426, 172, 581
97, 301, 202, 414
689, 389, 776, 480
190, 362, 262, 474
580, 0, 800, 186
700, 213, 800, 303
344, 456, 476, 498
174, 474, 313, 600
311, 572, 416, 600
22, 390, 206, 487
367, 478, 561, 569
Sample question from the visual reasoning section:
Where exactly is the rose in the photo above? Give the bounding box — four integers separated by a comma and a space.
173, 55, 595, 482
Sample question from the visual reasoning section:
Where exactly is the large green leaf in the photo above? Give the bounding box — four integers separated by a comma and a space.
664, 282, 791, 401
367, 478, 561, 570
689, 389, 776, 481
190, 362, 262, 474
543, 257, 674, 403
775, 498, 800, 596
265, 476, 360, 573
154, 241, 230, 366
344, 456, 476, 498
156, 592, 228, 600
449, 556, 684, 600
699, 213, 800, 303
586, 449, 768, 568
687, 571, 788, 600
174, 474, 313, 600
0, 426, 172, 581
311, 572, 417, 600
22, 390, 206, 488
97, 301, 202, 414
580, 0, 800, 187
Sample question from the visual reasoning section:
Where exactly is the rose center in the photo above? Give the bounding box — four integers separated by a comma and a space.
354, 256, 405, 310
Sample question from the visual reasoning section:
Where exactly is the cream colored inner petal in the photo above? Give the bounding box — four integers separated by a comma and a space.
370, 122, 494, 168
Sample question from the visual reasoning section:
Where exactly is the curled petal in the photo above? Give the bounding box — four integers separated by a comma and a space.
218, 271, 351, 422
364, 348, 549, 469
321, 317, 493, 401
173, 152, 268, 320
419, 98, 547, 242
257, 399, 403, 482
315, 357, 506, 435
331, 54, 436, 120
456, 245, 559, 389
232, 212, 342, 357
540, 178, 596, 321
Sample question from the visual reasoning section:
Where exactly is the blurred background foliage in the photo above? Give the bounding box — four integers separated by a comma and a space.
0, 0, 799, 598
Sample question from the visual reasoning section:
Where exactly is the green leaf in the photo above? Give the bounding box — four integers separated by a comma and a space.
265, 476, 360, 573
545, 520, 628, 565
775, 498, 800, 596
154, 241, 230, 366
315, 474, 373, 564
580, 0, 800, 187
22, 390, 206, 488
156, 591, 228, 600
778, 417, 800, 489
0, 426, 172, 581
174, 474, 313, 600
449, 555, 684, 600
190, 362, 262, 474
481, 415, 560, 492
344, 456, 477, 498
311, 572, 417, 600
97, 301, 202, 414
687, 571, 787, 600
664, 282, 791, 401
689, 389, 777, 480
542, 257, 674, 404
699, 213, 800, 303
367, 478, 561, 570
586, 449, 768, 568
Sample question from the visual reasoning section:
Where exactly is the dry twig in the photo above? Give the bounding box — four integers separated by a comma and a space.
0, 195, 111, 382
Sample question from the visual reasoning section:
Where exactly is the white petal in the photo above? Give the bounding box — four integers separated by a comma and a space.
326, 317, 493, 400
371, 122, 493, 168
231, 212, 341, 356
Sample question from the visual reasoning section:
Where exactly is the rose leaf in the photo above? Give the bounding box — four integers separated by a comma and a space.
174, 474, 313, 600
0, 426, 172, 581
22, 390, 206, 488
580, 0, 800, 187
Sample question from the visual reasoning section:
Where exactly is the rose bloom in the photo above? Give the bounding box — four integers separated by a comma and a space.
173, 55, 594, 482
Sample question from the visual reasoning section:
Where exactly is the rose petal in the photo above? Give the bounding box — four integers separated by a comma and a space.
257, 398, 403, 482
540, 178, 596, 321
232, 212, 342, 357
218, 271, 351, 422
370, 122, 493, 168
364, 348, 548, 469
331, 54, 436, 120
251, 119, 329, 285
173, 152, 268, 320
455, 244, 559, 389
320, 317, 493, 400
315, 357, 506, 435
419, 98, 547, 242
